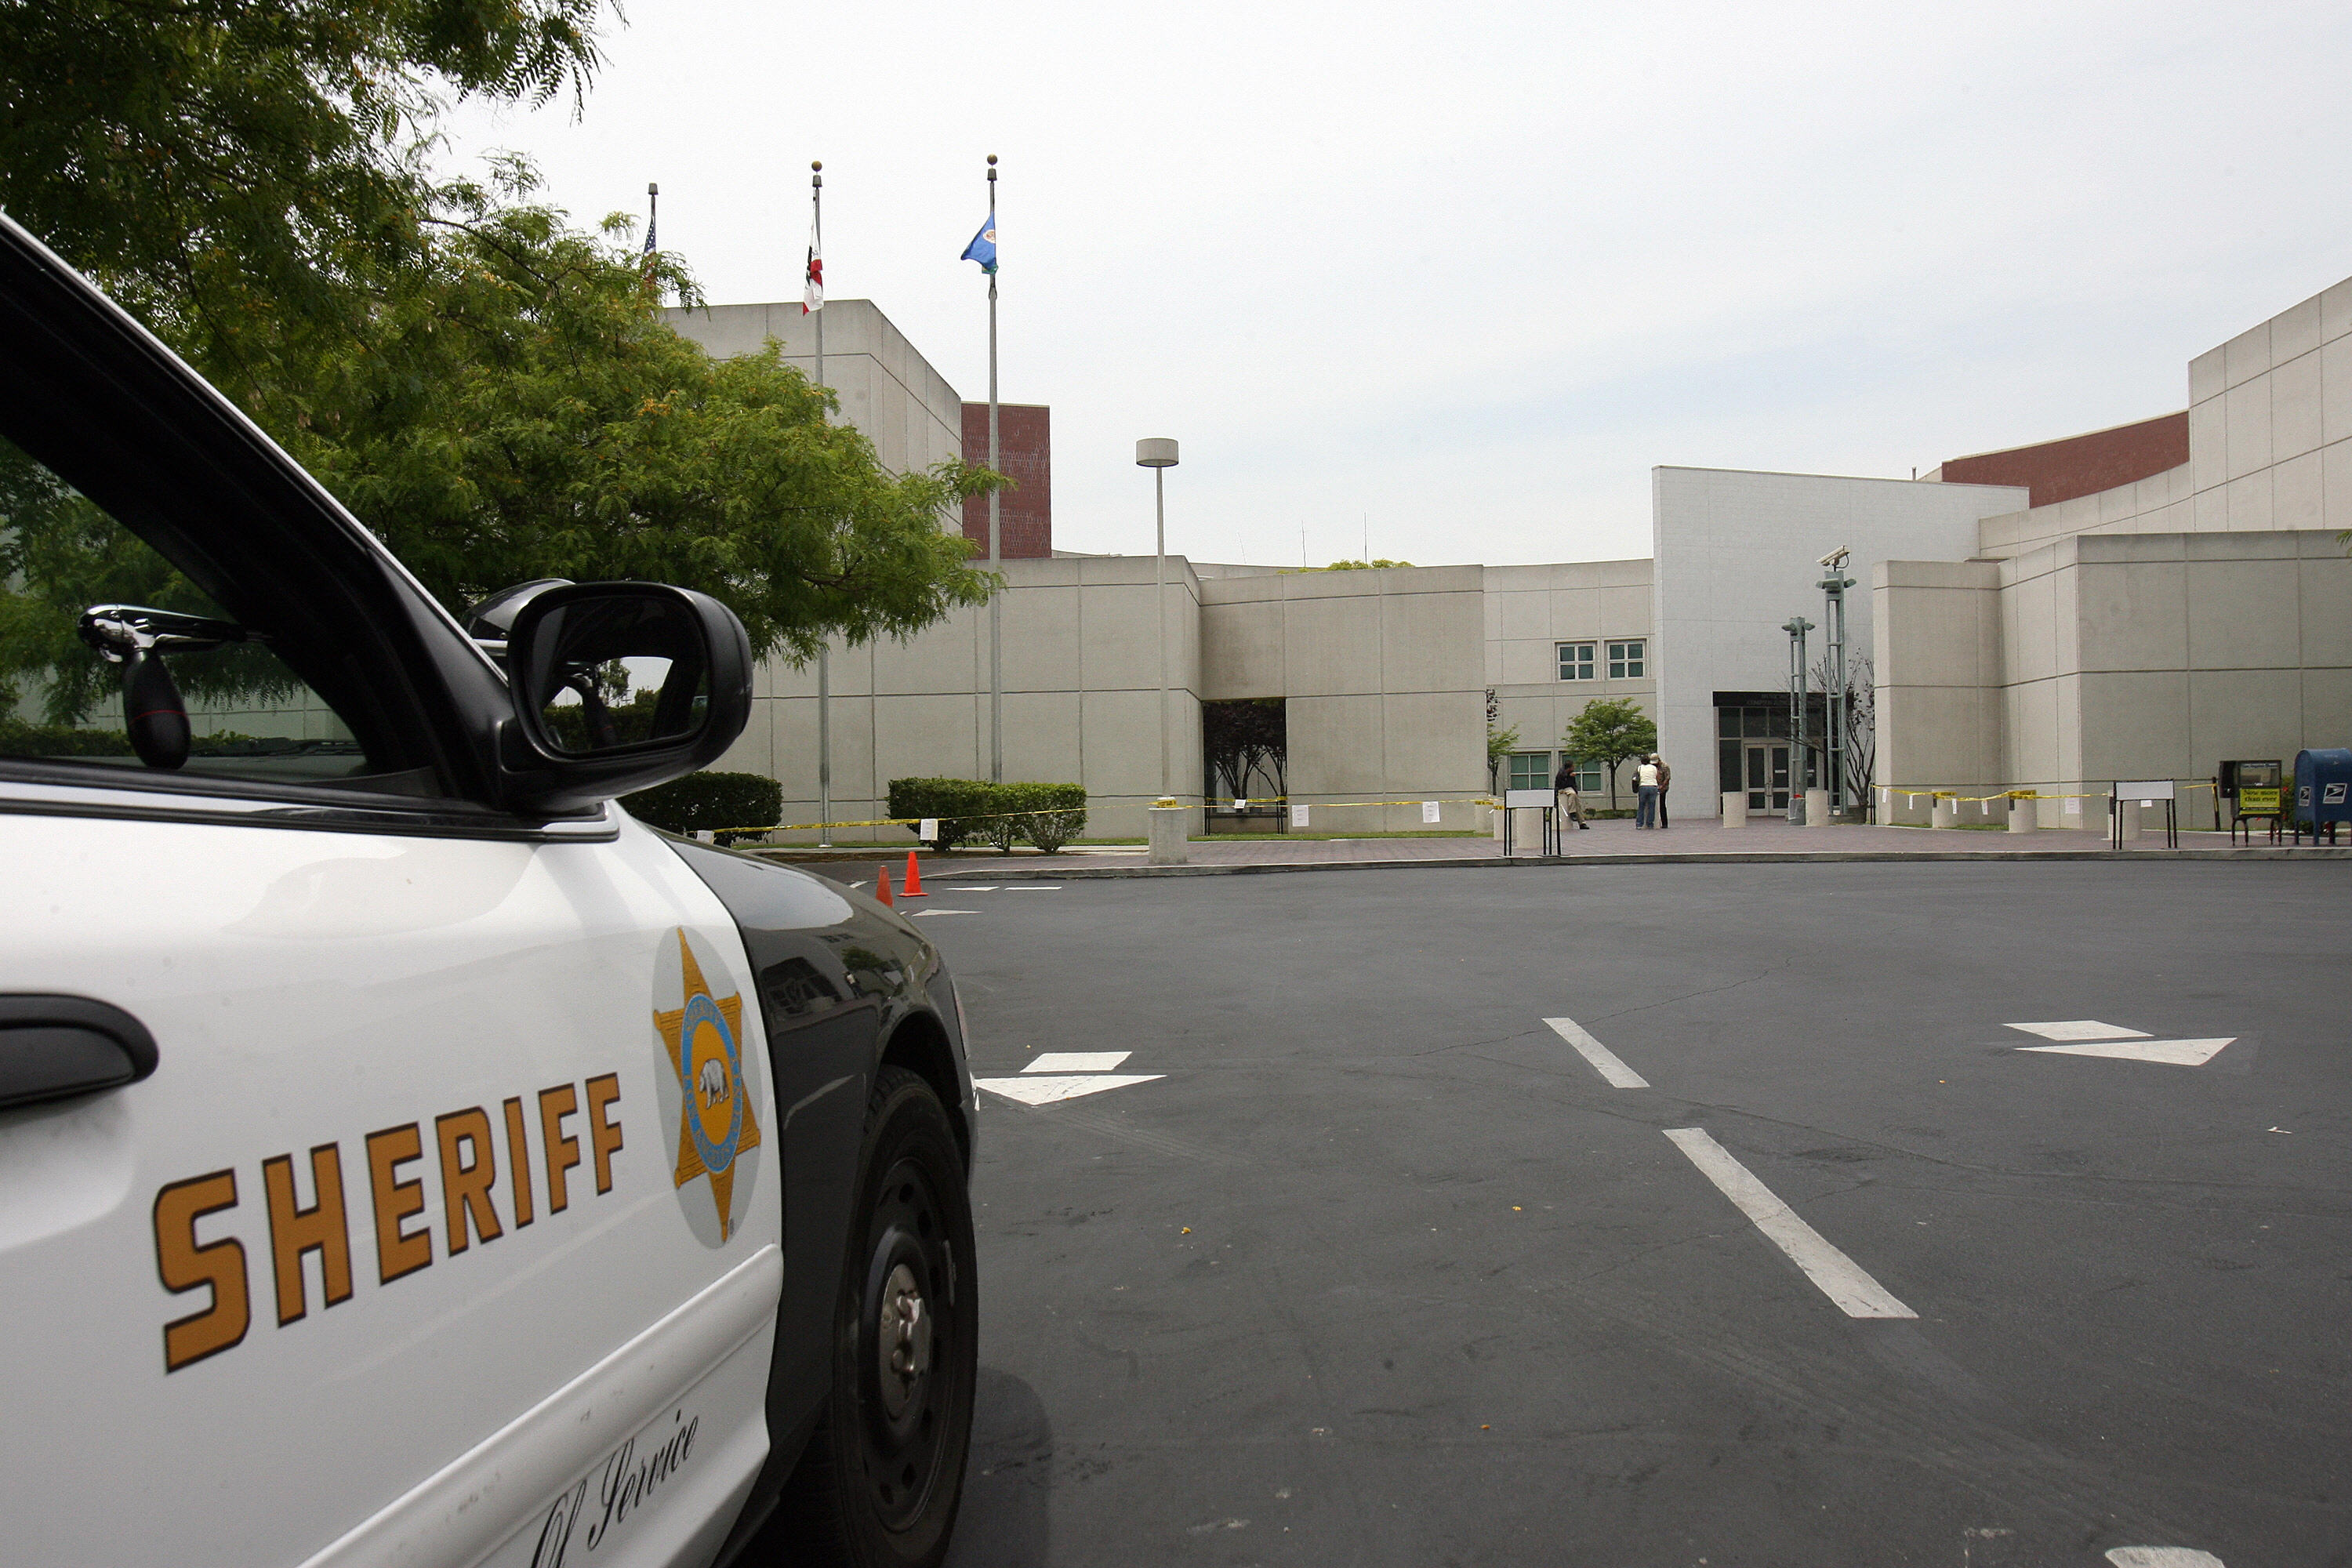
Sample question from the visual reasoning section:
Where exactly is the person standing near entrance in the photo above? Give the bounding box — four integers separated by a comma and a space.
1553, 757, 1591, 830
1653, 754, 1672, 829
1635, 755, 1661, 828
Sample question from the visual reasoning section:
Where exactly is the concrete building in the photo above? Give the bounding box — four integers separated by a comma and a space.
666, 274, 2352, 841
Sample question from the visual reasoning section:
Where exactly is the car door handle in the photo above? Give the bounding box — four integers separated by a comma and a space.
0, 996, 159, 1112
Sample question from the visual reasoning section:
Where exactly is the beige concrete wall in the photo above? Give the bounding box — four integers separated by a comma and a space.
1879, 531, 2352, 828
2002, 531, 2352, 826
1482, 561, 1656, 799
720, 554, 1203, 843
1872, 561, 2004, 824
1654, 466, 2028, 818
1976, 270, 2352, 560
1199, 565, 1487, 833
662, 300, 964, 478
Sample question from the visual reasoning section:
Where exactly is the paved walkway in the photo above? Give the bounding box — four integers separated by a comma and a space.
757, 816, 2346, 887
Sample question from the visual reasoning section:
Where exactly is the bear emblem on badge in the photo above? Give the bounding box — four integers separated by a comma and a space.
652, 927, 763, 1244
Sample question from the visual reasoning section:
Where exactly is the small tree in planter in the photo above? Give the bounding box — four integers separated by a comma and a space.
1560, 698, 1657, 813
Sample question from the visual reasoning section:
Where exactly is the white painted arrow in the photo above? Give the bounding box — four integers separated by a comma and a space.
2019, 1037, 2237, 1066
1025, 1051, 1132, 1073
976, 1073, 1164, 1105
2007, 1020, 2150, 1040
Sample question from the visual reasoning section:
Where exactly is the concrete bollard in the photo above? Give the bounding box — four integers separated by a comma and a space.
1147, 804, 1190, 865
1491, 802, 1506, 842
1720, 790, 1748, 828
1506, 807, 1545, 854
2008, 797, 2036, 833
1804, 788, 1831, 828
2114, 800, 2142, 841
1930, 797, 1960, 829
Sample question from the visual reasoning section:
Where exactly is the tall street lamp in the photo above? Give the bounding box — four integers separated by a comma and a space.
1782, 615, 1815, 824
1136, 438, 1179, 800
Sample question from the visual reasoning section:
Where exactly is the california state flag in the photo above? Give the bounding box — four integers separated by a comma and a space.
803, 211, 823, 314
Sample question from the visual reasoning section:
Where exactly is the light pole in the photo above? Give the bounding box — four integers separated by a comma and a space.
1817, 548, 1855, 818
1136, 438, 1179, 800
1783, 616, 1814, 823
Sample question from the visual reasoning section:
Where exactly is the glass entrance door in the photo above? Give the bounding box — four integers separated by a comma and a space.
1745, 745, 1790, 813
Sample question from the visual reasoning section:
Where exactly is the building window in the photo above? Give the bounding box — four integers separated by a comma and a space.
1558, 641, 1595, 681
1575, 760, 1603, 794
1608, 639, 1646, 680
1508, 753, 1553, 793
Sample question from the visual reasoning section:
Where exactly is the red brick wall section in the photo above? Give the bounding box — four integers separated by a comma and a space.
1937, 411, 2188, 510
960, 402, 1051, 559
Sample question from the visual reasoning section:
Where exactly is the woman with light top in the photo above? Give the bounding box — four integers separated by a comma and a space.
1635, 755, 1662, 828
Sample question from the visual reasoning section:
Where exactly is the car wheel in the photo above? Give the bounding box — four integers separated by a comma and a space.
778, 1065, 977, 1568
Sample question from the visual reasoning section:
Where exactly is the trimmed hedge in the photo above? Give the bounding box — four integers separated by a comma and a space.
622, 771, 782, 844
886, 777, 1088, 854
886, 777, 999, 851
1005, 782, 1087, 853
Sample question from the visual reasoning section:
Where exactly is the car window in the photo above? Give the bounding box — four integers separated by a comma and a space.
0, 432, 405, 788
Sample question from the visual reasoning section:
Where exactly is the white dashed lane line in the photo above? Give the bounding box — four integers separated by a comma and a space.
1664, 1127, 1917, 1319
1543, 1015, 1651, 1088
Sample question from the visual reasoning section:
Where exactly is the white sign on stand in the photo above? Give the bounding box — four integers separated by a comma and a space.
2114, 779, 2176, 800
1504, 789, 1552, 809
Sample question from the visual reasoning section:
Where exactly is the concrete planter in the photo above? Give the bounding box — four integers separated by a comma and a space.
1147, 806, 1190, 865
1720, 791, 1747, 828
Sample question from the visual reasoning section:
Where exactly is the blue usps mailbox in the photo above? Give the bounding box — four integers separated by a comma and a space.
2292, 748, 2352, 844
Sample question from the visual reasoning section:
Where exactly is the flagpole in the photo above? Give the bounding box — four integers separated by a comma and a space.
985, 153, 1002, 785
811, 161, 831, 848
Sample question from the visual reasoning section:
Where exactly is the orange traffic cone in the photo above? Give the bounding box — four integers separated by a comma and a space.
902, 849, 926, 896
874, 865, 895, 906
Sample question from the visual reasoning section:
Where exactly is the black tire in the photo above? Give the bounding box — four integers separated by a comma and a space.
776, 1065, 977, 1568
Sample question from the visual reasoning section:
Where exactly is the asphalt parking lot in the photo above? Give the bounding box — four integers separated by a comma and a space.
898, 861, 2349, 1567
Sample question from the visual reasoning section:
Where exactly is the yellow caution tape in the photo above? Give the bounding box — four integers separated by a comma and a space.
710, 795, 1501, 838
1881, 781, 2217, 804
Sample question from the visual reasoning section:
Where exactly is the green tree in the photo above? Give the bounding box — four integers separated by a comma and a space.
1485, 721, 1520, 793
1323, 558, 1413, 570
1, 0, 1006, 700
0, 0, 602, 383
270, 177, 998, 662
0, 182, 1000, 711
1561, 697, 1657, 812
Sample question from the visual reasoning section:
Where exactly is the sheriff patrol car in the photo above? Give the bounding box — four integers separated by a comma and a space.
0, 212, 978, 1567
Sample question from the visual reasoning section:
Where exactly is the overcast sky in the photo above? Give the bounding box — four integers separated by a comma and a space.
442, 1, 2352, 568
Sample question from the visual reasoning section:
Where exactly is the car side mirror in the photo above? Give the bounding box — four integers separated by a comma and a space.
494, 582, 753, 815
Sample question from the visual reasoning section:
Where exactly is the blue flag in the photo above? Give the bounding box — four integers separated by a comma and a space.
961, 212, 997, 274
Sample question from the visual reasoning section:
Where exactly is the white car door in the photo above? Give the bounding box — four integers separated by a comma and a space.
0, 234, 782, 1568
